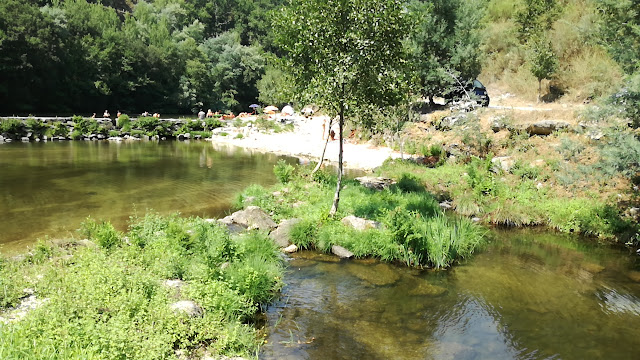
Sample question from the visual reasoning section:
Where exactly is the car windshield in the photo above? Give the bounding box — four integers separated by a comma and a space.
473, 79, 485, 89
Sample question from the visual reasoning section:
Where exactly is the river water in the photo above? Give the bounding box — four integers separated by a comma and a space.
1, 141, 638, 359
0, 141, 293, 253
261, 230, 640, 360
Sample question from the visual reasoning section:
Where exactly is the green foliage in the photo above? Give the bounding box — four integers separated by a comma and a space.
117, 114, 131, 129
528, 35, 559, 97
597, 131, 640, 179
204, 118, 223, 130
273, 159, 295, 184
79, 218, 121, 250
0, 119, 25, 138
51, 121, 69, 137
289, 220, 318, 250
409, 0, 486, 99
515, 0, 559, 40
0, 213, 283, 358
611, 73, 640, 128
597, 0, 640, 74
25, 118, 47, 138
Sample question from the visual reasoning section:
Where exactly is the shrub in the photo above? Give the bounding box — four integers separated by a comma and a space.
0, 119, 26, 138
235, 133, 244, 139
117, 114, 131, 129
289, 219, 318, 249
51, 121, 69, 137
26, 118, 47, 138
204, 118, 223, 130
273, 159, 295, 184
79, 218, 121, 250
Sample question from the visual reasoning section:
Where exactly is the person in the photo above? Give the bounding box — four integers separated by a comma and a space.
103, 110, 110, 118
206, 109, 214, 118
116, 110, 121, 118
91, 113, 96, 119
141, 111, 150, 117
198, 109, 206, 120
153, 113, 160, 118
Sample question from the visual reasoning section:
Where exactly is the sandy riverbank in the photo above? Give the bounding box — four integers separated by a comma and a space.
208, 115, 406, 171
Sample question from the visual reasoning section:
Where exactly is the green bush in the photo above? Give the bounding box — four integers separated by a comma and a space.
0, 119, 26, 138
204, 118, 223, 130
26, 118, 47, 138
117, 114, 131, 129
79, 218, 121, 250
51, 121, 69, 137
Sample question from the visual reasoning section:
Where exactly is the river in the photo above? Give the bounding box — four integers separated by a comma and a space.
261, 229, 640, 359
1, 141, 638, 359
0, 140, 293, 253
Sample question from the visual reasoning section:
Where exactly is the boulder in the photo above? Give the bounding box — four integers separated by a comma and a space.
526, 120, 570, 136
355, 176, 396, 190
341, 215, 380, 231
436, 113, 468, 131
407, 281, 448, 297
331, 245, 354, 259
491, 156, 515, 172
169, 300, 203, 317
269, 218, 302, 248
220, 206, 276, 231
282, 244, 298, 253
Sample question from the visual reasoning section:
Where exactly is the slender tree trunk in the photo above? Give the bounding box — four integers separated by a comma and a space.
311, 117, 333, 176
537, 79, 542, 103
329, 101, 345, 217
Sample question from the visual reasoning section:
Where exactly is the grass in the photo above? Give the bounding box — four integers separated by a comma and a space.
0, 213, 283, 359
376, 156, 638, 242
235, 165, 487, 269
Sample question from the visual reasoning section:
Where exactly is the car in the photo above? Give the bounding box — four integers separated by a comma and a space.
443, 79, 490, 107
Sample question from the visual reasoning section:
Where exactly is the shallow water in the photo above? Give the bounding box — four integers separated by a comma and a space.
0, 141, 294, 253
261, 229, 640, 360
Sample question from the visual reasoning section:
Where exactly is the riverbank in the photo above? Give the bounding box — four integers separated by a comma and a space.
0, 214, 284, 359
208, 114, 405, 171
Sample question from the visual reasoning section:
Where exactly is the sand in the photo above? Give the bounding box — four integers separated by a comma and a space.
209, 115, 405, 171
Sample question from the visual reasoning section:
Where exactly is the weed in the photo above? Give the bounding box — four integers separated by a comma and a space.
273, 160, 295, 184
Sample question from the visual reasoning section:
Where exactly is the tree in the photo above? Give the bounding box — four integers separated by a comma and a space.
274, 0, 410, 216
597, 0, 640, 74
529, 36, 558, 102
408, 0, 485, 102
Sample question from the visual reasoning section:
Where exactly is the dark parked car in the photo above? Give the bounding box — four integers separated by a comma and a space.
443, 79, 490, 107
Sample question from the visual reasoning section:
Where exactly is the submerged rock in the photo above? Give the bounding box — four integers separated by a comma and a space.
347, 263, 401, 286
407, 281, 448, 297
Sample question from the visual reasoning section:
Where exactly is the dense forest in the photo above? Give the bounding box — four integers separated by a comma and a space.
0, 0, 638, 122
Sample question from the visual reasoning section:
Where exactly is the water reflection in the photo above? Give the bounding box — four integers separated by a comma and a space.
0, 141, 296, 253
261, 230, 640, 360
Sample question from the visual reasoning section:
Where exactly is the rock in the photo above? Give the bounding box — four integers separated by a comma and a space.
408, 281, 448, 297
282, 244, 298, 253
436, 113, 468, 131
269, 218, 301, 248
627, 271, 640, 283
221, 206, 276, 231
581, 263, 605, 274
439, 201, 452, 210
526, 120, 570, 136
162, 279, 186, 291
355, 176, 396, 190
341, 215, 380, 231
490, 115, 511, 132
491, 156, 515, 172
21, 137, 30, 142
347, 263, 401, 286
331, 245, 354, 259
169, 300, 203, 317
